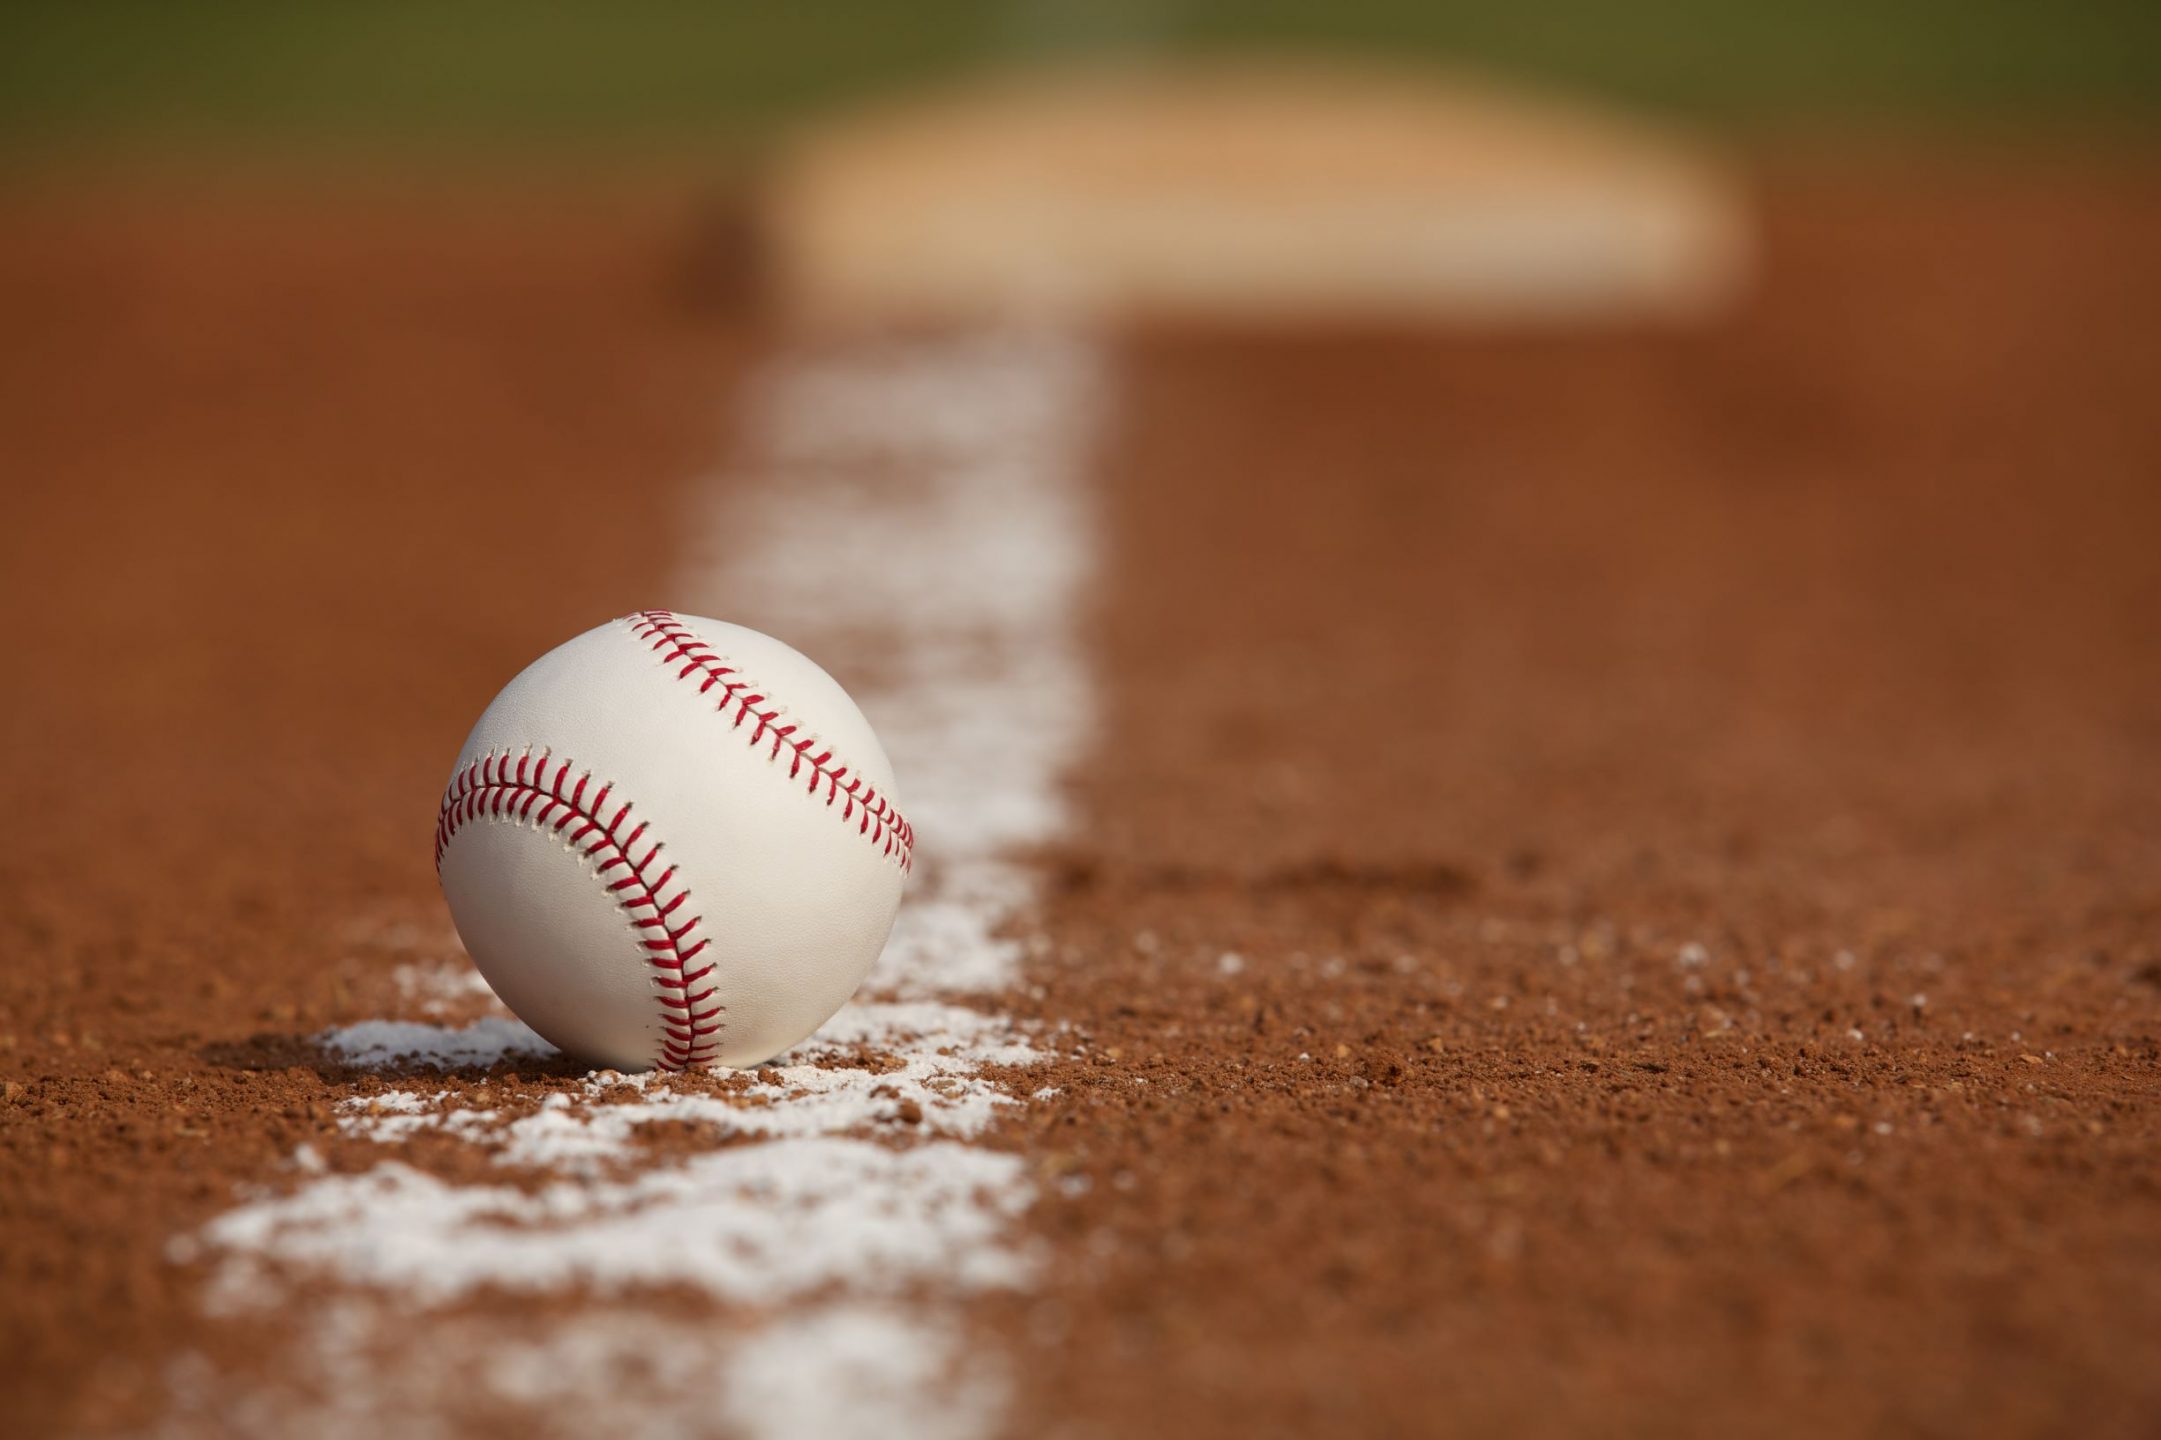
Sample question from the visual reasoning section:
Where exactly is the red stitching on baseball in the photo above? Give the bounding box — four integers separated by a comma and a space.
625, 610, 915, 873
435, 750, 723, 1071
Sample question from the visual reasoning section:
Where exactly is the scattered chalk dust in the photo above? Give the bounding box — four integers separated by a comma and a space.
161, 332, 1106, 1440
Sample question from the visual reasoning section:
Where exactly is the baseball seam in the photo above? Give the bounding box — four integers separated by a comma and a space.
435, 749, 723, 1070
625, 610, 915, 873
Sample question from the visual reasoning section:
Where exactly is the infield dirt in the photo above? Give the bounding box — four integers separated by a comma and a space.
3, 153, 2159, 1437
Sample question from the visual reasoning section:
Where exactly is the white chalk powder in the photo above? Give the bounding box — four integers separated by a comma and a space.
317, 1017, 551, 1071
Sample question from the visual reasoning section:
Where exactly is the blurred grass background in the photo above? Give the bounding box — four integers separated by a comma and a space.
2, 0, 2157, 159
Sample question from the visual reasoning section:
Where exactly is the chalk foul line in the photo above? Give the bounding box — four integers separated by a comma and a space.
167, 331, 1105, 1440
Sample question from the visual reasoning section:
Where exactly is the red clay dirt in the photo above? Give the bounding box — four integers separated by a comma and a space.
0, 175, 755, 1434
3, 154, 2160, 1437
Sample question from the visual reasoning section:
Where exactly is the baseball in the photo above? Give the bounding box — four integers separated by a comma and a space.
433, 610, 911, 1071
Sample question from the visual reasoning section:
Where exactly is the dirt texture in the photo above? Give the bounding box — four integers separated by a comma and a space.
0, 175, 750, 1434
993, 155, 2161, 1439
2, 153, 2160, 1439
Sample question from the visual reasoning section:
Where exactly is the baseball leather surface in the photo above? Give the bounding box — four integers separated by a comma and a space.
434, 611, 910, 1070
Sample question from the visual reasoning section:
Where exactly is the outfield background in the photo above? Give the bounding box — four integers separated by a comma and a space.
3, 0, 2159, 161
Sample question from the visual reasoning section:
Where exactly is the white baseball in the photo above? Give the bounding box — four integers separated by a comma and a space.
434, 610, 910, 1071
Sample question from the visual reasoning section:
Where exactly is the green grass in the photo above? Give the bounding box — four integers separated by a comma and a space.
1196, 0, 2161, 121
0, 4, 1010, 156
3, 0, 2156, 157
